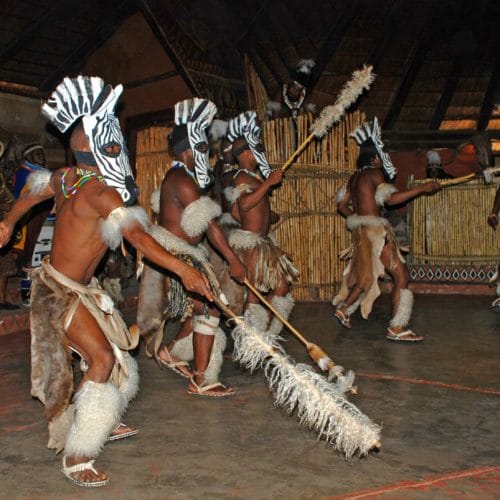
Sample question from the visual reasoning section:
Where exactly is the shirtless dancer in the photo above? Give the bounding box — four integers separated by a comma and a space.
224, 111, 299, 336
333, 118, 441, 342
138, 98, 246, 397
0, 77, 213, 488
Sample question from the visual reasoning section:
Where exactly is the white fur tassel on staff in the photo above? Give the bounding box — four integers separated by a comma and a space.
244, 278, 355, 391
281, 65, 375, 171
212, 295, 381, 458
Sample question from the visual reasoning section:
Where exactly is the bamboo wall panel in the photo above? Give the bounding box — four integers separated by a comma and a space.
135, 126, 173, 221
134, 113, 365, 302
411, 180, 500, 264
266, 111, 365, 301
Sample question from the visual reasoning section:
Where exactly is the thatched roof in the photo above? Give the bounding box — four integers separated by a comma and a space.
0, 0, 499, 141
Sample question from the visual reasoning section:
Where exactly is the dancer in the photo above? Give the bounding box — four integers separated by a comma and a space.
333, 117, 441, 341
0, 76, 212, 488
224, 111, 299, 336
137, 98, 246, 398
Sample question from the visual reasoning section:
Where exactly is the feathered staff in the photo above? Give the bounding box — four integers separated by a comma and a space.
212, 295, 381, 458
281, 65, 375, 171
244, 278, 354, 390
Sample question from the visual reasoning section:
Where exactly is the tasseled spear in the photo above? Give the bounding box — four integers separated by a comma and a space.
211, 293, 381, 457
281, 65, 376, 171
244, 278, 356, 392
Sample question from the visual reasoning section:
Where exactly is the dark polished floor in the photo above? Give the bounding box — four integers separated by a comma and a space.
0, 295, 499, 499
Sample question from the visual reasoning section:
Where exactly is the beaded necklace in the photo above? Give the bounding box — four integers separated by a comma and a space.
233, 168, 262, 182
172, 161, 199, 186
61, 167, 104, 198
282, 84, 306, 118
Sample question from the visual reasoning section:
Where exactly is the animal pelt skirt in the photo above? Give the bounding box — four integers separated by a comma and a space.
137, 225, 220, 359
332, 215, 405, 319
228, 229, 299, 293
30, 257, 139, 452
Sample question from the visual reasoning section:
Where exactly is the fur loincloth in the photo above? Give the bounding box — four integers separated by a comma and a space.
30, 257, 139, 451
137, 225, 220, 358
228, 228, 299, 293
333, 215, 405, 319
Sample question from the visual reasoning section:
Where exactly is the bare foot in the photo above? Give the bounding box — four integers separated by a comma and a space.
62, 455, 108, 487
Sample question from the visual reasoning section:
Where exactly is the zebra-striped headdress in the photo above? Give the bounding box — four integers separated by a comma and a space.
173, 98, 217, 189
227, 111, 271, 178
42, 76, 137, 205
350, 117, 397, 180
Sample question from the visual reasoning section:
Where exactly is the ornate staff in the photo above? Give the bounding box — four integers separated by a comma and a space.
211, 293, 381, 457
243, 278, 354, 391
281, 65, 376, 171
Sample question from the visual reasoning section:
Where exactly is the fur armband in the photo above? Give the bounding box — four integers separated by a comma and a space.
336, 186, 347, 204
26, 170, 52, 195
101, 206, 150, 249
180, 196, 222, 238
375, 183, 398, 206
150, 188, 161, 214
225, 184, 253, 205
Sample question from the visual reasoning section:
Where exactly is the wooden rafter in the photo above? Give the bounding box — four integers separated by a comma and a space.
0, 1, 74, 65
308, 0, 360, 94
477, 59, 500, 131
429, 56, 465, 130
367, 0, 401, 69
39, 1, 134, 91
137, 0, 199, 96
382, 2, 442, 130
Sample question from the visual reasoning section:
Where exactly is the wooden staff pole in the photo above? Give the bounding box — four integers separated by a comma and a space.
244, 278, 309, 346
281, 132, 315, 172
440, 173, 476, 187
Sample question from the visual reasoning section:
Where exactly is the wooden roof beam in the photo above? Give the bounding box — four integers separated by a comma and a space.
367, 0, 401, 69
308, 0, 360, 94
0, 1, 74, 65
39, 1, 134, 91
477, 60, 500, 131
138, 0, 199, 96
382, 3, 441, 130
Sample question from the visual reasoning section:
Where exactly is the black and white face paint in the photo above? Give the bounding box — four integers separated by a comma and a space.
41, 76, 138, 205
175, 98, 217, 189
227, 111, 271, 178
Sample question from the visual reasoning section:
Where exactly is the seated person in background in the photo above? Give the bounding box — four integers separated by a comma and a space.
266, 59, 317, 120
426, 150, 453, 180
